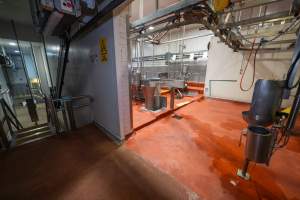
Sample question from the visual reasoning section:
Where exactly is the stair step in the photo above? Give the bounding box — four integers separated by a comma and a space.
16, 130, 53, 146
17, 123, 49, 133
16, 133, 54, 147
17, 125, 50, 137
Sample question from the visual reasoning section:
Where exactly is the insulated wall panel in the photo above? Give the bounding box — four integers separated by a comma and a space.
64, 17, 122, 140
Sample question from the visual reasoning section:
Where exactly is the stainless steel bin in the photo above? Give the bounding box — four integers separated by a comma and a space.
245, 126, 273, 163
142, 86, 156, 110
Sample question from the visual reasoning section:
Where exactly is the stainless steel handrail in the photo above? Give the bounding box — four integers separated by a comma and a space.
45, 95, 92, 133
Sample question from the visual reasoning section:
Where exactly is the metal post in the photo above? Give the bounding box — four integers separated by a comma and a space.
242, 159, 250, 176
237, 159, 251, 180
65, 100, 76, 130
170, 87, 175, 110
49, 98, 60, 134
57, 37, 71, 99
61, 103, 70, 132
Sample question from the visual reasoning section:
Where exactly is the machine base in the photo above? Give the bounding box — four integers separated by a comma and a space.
237, 169, 250, 180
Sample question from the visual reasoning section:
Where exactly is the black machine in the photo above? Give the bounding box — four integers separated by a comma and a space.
237, 27, 300, 180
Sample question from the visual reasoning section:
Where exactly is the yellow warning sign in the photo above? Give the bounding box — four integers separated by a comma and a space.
99, 37, 108, 63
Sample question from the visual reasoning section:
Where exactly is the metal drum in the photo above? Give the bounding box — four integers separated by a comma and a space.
245, 126, 273, 163
142, 86, 156, 110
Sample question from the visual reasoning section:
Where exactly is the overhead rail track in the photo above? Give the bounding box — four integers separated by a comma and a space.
130, 0, 299, 51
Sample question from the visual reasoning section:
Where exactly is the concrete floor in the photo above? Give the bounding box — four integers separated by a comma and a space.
0, 125, 198, 200
127, 98, 300, 200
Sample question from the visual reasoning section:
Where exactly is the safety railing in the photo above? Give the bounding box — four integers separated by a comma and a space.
45, 95, 93, 134
0, 98, 23, 149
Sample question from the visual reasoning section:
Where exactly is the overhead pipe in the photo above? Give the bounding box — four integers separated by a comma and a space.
57, 36, 71, 99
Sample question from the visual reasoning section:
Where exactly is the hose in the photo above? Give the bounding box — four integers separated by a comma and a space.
240, 39, 256, 91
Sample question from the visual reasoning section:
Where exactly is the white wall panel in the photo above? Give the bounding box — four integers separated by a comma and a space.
205, 37, 295, 107
64, 17, 123, 140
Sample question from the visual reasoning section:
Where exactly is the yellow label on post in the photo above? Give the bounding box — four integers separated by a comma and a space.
99, 37, 108, 63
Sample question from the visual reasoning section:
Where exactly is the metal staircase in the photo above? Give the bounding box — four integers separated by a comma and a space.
14, 123, 54, 147
0, 95, 92, 150
0, 98, 54, 149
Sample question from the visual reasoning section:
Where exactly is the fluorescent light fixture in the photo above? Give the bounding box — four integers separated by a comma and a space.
14, 50, 20, 53
148, 26, 155, 30
47, 52, 55, 56
9, 42, 17, 46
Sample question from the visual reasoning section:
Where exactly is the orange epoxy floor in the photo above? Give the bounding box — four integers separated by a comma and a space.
127, 98, 300, 200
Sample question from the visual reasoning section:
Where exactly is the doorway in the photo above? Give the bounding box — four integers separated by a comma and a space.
0, 38, 51, 128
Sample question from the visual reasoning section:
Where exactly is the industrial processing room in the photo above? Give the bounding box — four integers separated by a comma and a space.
0, 0, 300, 200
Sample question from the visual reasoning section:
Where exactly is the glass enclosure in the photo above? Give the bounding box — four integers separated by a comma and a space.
0, 38, 52, 128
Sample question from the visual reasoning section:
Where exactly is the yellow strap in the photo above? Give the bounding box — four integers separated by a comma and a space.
281, 107, 291, 114
212, 0, 230, 12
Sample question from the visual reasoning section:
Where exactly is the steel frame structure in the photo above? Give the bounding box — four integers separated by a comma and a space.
130, 0, 299, 51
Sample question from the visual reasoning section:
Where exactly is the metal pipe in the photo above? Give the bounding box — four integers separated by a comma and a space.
220, 11, 292, 28
243, 39, 297, 47
131, 20, 203, 39
241, 159, 250, 176
170, 87, 175, 110
160, 33, 214, 44
58, 38, 71, 98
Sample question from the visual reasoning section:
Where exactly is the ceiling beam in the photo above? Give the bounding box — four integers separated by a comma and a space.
131, 0, 205, 28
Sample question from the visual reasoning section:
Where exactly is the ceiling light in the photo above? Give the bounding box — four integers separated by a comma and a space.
148, 26, 155, 30
9, 42, 17, 46
47, 52, 55, 56
50, 46, 60, 51
14, 50, 20, 53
